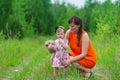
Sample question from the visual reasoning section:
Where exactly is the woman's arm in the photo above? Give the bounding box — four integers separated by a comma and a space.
69, 33, 89, 63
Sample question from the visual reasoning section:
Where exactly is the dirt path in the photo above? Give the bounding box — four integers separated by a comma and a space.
0, 47, 41, 80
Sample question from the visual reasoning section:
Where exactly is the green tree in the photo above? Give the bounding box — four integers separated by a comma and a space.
0, 0, 13, 39
82, 0, 99, 32
24, 0, 55, 35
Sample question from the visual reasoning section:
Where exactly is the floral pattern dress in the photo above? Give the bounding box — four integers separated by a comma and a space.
52, 39, 70, 68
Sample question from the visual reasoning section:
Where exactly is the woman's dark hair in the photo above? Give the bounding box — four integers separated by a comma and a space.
68, 16, 83, 46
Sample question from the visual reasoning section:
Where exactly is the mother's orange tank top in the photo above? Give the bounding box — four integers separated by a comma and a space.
69, 30, 97, 65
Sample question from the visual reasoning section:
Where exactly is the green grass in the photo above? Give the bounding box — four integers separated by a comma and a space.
0, 34, 120, 80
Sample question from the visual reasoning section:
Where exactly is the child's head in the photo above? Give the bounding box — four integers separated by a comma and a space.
45, 40, 57, 53
55, 26, 66, 39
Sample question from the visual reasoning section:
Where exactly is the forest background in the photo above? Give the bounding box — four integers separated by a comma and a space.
0, 0, 120, 80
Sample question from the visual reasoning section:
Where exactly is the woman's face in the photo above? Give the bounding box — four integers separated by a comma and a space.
69, 22, 80, 33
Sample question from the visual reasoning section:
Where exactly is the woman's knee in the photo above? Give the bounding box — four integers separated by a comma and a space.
73, 62, 81, 69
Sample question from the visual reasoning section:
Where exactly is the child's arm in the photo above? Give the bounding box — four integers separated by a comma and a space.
59, 39, 68, 50
50, 53, 55, 63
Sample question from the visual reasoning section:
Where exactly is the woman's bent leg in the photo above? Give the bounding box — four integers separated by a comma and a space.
73, 62, 93, 79
73, 62, 92, 72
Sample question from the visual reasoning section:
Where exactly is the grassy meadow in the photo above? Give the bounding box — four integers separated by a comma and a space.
0, 34, 120, 80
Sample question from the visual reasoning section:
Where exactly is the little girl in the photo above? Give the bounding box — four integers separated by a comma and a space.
48, 26, 70, 76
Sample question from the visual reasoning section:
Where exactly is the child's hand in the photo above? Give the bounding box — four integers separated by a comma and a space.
59, 39, 68, 49
50, 57, 53, 64
59, 39, 64, 44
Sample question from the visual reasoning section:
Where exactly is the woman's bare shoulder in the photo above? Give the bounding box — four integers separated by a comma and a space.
66, 29, 71, 34
65, 29, 70, 39
82, 32, 89, 41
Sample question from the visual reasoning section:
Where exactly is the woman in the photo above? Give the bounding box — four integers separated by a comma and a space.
65, 16, 97, 79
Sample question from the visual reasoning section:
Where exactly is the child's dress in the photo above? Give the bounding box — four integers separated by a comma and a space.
52, 39, 70, 68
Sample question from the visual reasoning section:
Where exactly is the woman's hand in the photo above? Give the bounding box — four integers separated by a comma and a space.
63, 57, 74, 66
63, 59, 72, 67
66, 59, 71, 66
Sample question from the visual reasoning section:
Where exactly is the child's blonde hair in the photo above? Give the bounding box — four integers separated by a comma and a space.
45, 40, 57, 53
55, 26, 66, 33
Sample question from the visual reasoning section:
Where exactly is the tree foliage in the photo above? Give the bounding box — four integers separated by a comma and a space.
0, 0, 119, 39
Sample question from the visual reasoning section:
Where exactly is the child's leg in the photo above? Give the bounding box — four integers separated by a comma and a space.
62, 67, 66, 75
53, 67, 58, 76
